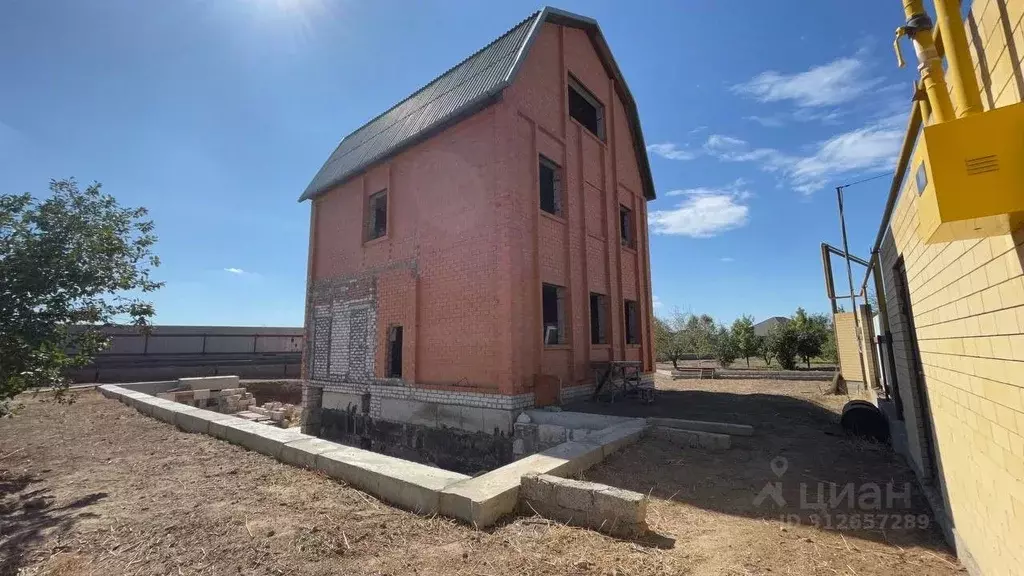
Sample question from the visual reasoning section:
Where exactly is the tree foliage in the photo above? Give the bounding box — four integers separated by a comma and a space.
766, 322, 800, 370
680, 314, 716, 364
730, 315, 758, 367
1, 179, 162, 415
712, 325, 738, 368
791, 307, 832, 368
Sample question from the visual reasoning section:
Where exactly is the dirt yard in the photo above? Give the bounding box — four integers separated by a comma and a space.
1, 379, 962, 576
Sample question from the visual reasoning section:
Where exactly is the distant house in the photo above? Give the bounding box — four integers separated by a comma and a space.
753, 316, 789, 337
298, 7, 656, 469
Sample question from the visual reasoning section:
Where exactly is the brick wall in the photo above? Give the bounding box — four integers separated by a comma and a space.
877, 1, 1024, 572
499, 22, 656, 392
834, 311, 865, 384
304, 20, 655, 404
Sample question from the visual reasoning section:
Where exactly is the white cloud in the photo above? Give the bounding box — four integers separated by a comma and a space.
732, 56, 884, 107
653, 295, 664, 309
647, 142, 696, 161
224, 267, 246, 274
649, 182, 751, 238
720, 257, 735, 263
745, 115, 786, 128
702, 117, 902, 195
787, 118, 902, 193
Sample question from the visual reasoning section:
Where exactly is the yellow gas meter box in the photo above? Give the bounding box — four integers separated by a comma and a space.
915, 102, 1024, 244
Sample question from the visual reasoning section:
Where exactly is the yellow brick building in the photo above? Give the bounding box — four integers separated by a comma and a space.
871, 1, 1024, 573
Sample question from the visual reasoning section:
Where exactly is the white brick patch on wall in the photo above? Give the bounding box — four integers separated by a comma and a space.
314, 380, 535, 418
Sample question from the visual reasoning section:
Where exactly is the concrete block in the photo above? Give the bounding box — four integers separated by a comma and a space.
315, 447, 468, 514
526, 410, 634, 430
193, 389, 211, 401
647, 417, 753, 437
579, 421, 646, 457
435, 403, 462, 429
594, 486, 647, 525
440, 443, 597, 527
554, 477, 596, 510
178, 375, 239, 390
519, 473, 647, 538
379, 398, 437, 427
97, 384, 119, 399
175, 407, 235, 434
222, 424, 306, 458
279, 437, 343, 469
480, 407, 515, 435
145, 398, 196, 424
537, 424, 568, 445
321, 391, 364, 412
571, 428, 591, 440
650, 426, 731, 451
538, 441, 605, 476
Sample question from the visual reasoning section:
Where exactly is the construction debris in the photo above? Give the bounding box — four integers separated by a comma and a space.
156, 388, 301, 428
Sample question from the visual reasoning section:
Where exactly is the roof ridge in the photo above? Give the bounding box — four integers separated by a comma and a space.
334, 10, 541, 150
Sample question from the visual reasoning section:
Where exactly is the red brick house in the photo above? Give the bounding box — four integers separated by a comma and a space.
299, 7, 656, 469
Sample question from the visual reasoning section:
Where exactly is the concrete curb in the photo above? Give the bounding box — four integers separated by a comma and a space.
649, 426, 732, 451
646, 416, 753, 437
100, 384, 649, 529
439, 420, 646, 527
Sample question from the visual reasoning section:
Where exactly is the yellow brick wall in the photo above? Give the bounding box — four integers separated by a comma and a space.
835, 306, 879, 387
879, 2, 1024, 573
834, 312, 865, 383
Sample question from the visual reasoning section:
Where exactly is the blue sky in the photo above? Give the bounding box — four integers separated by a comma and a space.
1, 0, 932, 326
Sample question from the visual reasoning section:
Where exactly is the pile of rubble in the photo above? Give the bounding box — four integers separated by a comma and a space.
235, 402, 301, 428
157, 387, 256, 414
156, 383, 300, 429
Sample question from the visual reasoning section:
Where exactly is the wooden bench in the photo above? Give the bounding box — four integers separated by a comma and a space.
671, 367, 716, 380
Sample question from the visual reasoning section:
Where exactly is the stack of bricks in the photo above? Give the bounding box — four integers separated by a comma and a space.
235, 402, 302, 428
157, 388, 255, 413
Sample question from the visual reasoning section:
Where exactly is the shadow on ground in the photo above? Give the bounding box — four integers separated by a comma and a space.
568, 386, 952, 554
0, 470, 107, 576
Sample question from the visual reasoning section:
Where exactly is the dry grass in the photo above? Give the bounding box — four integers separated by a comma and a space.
1, 380, 963, 576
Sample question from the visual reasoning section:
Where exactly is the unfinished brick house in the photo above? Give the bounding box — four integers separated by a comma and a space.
298, 7, 656, 471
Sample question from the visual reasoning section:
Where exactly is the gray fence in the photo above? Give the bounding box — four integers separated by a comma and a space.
68, 325, 304, 383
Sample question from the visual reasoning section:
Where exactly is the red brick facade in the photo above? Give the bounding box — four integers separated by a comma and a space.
305, 22, 654, 400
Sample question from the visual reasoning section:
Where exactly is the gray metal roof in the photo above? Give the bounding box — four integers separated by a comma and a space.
300, 7, 655, 202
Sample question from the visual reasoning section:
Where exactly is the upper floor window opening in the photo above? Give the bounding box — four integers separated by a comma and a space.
568, 76, 605, 140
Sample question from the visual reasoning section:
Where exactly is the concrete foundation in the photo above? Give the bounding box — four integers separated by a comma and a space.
519, 473, 648, 537
649, 426, 732, 451
100, 382, 737, 532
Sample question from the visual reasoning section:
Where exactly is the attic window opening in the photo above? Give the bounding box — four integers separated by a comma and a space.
539, 155, 563, 216
366, 189, 387, 241
568, 77, 605, 139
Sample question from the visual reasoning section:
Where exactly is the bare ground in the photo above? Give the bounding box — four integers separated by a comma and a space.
0, 379, 963, 575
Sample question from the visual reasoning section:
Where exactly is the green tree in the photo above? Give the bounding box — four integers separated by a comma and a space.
712, 325, 738, 368
756, 334, 772, 367
821, 327, 839, 365
767, 323, 800, 370
730, 315, 758, 367
791, 307, 831, 368
654, 310, 690, 369
681, 313, 716, 365
1, 179, 162, 415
